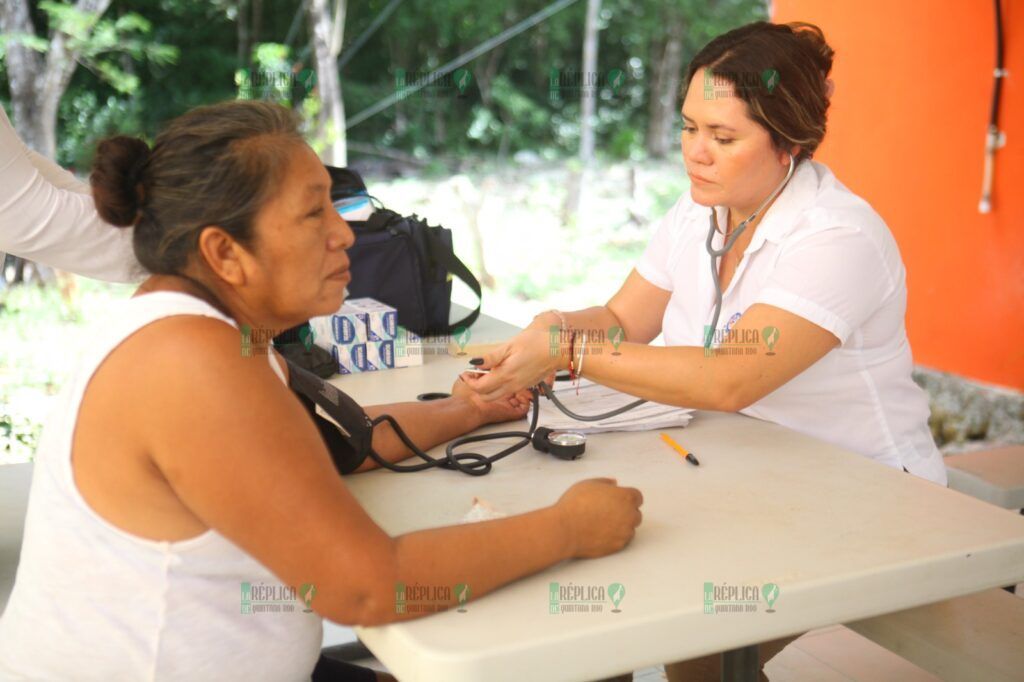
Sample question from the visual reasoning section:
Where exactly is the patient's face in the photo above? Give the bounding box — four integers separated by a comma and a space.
680, 68, 792, 216
243, 142, 354, 327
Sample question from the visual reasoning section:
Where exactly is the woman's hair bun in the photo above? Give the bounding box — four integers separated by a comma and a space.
787, 21, 835, 77
90, 135, 152, 228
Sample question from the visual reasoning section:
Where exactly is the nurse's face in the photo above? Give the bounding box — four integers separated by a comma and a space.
680, 68, 793, 215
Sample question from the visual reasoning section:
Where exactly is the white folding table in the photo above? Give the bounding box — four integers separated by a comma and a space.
331, 311, 1024, 682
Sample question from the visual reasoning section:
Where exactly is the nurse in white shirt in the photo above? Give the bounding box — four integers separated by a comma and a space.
465, 20, 945, 679
470, 21, 943, 487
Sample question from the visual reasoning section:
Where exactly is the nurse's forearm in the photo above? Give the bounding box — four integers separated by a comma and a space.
528, 308, 732, 408
545, 301, 839, 412
531, 306, 621, 334
556, 340, 734, 411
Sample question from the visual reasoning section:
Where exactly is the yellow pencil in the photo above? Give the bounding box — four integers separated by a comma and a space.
660, 432, 701, 466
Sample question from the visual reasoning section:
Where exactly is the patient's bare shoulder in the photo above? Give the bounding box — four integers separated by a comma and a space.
73, 314, 259, 541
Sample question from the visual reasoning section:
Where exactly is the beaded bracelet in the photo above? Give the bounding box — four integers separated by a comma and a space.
542, 309, 568, 331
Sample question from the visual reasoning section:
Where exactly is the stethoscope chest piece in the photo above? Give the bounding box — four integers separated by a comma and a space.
532, 427, 587, 460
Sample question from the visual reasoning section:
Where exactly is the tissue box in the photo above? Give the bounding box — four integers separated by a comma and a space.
346, 298, 398, 341
331, 343, 368, 374
367, 328, 427, 369
393, 326, 424, 368
365, 340, 395, 370
310, 303, 367, 345
311, 299, 423, 374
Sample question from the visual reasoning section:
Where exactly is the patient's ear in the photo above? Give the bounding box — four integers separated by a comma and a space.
195, 224, 252, 286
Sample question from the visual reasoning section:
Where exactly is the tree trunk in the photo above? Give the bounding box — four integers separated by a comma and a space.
473, 44, 505, 109
0, 0, 43, 151
578, 0, 601, 166
392, 49, 406, 137
0, 0, 112, 158
433, 101, 446, 148
307, 0, 347, 166
646, 16, 684, 158
237, 0, 250, 69
451, 177, 496, 291
251, 0, 263, 54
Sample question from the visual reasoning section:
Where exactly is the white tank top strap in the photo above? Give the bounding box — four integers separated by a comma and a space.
268, 349, 287, 384
112, 291, 287, 386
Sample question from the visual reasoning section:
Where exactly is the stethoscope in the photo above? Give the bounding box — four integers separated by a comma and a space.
703, 153, 796, 349
371, 376, 647, 476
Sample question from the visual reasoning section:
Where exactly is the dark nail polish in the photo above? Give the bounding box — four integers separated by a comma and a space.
469, 357, 484, 366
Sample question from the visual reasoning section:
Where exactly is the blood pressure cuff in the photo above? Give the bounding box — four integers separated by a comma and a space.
285, 358, 374, 475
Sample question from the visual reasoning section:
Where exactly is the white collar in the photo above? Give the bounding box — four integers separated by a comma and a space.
710, 159, 819, 255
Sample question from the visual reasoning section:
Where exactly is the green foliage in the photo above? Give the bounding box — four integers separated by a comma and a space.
57, 89, 146, 169
485, 74, 550, 150
0, 31, 48, 55
0, 412, 41, 462
236, 42, 294, 103
647, 171, 690, 216
1, 0, 768, 166
38, 1, 178, 94
607, 126, 644, 160
0, 277, 135, 464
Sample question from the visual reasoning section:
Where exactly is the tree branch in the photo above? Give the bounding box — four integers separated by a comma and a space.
328, 0, 345, 58
44, 0, 113, 97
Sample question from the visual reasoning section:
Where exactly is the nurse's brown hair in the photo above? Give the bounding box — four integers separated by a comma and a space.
685, 21, 835, 163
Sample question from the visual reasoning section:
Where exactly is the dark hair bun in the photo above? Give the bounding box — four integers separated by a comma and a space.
90, 136, 151, 228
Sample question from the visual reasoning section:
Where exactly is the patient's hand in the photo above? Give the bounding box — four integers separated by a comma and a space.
452, 372, 533, 424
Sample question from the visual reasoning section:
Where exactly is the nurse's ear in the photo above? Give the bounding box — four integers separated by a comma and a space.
780, 146, 801, 164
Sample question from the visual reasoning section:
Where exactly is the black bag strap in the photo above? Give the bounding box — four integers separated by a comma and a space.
422, 228, 482, 334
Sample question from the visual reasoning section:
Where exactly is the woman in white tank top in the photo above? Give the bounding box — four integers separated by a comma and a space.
0, 100, 644, 681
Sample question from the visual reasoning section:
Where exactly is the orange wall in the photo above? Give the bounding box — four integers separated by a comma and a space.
773, 0, 1023, 389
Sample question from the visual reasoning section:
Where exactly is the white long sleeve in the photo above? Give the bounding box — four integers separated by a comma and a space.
0, 106, 144, 283
26, 147, 91, 193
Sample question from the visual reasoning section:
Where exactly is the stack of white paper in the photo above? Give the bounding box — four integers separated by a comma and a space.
537, 379, 694, 433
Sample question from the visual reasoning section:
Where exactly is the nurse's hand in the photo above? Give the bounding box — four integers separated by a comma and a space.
467, 320, 564, 401
451, 372, 534, 424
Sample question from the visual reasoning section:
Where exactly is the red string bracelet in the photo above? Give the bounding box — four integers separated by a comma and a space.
567, 329, 577, 382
